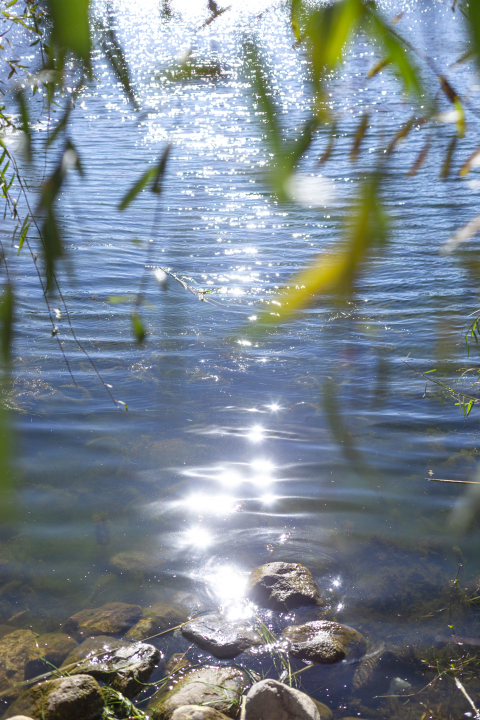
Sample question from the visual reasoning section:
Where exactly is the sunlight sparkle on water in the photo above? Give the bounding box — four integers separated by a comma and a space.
184, 493, 237, 515
203, 565, 248, 609
248, 425, 263, 442
217, 469, 243, 487
182, 526, 212, 548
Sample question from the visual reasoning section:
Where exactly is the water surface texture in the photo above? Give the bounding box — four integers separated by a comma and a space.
4, 0, 480, 716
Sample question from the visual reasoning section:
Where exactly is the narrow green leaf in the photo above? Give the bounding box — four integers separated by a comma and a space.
132, 313, 146, 343
17, 217, 30, 255
0, 283, 14, 363
47, 0, 91, 72
152, 142, 172, 194
98, 20, 139, 111
118, 166, 156, 211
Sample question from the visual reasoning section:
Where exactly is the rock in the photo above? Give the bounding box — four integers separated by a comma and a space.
150, 665, 250, 719
125, 616, 160, 641
3, 675, 104, 720
181, 614, 262, 659
61, 635, 161, 698
244, 679, 320, 720
146, 602, 188, 627
32, 634, 78, 670
63, 602, 142, 637
6, 716, 35, 720
110, 551, 164, 576
312, 700, 333, 720
0, 629, 40, 701
282, 620, 366, 664
247, 562, 322, 610
165, 653, 191, 676
171, 708, 231, 720
126, 602, 187, 640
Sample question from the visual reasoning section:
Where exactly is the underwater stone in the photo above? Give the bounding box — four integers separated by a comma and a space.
109, 551, 164, 576
312, 700, 333, 720
247, 562, 322, 610
282, 620, 366, 664
63, 602, 142, 637
0, 625, 15, 640
31, 634, 78, 672
150, 665, 250, 720
164, 652, 191, 675
61, 635, 161, 698
3, 675, 104, 720
181, 613, 262, 659
244, 679, 320, 720
0, 629, 40, 701
170, 707, 231, 720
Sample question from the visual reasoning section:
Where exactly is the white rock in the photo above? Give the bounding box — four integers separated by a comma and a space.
245, 679, 321, 720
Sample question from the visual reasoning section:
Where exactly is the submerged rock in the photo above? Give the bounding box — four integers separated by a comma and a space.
247, 562, 322, 610
282, 620, 366, 663
33, 633, 78, 671
63, 602, 142, 637
244, 679, 320, 720
4, 674, 104, 720
61, 634, 161, 698
171, 708, 231, 720
0, 629, 41, 701
181, 614, 262, 659
110, 551, 164, 576
125, 601, 188, 641
165, 653, 192, 676
150, 665, 250, 720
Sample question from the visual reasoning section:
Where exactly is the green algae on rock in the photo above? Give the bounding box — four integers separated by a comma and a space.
63, 602, 142, 637
149, 665, 250, 720
3, 675, 104, 720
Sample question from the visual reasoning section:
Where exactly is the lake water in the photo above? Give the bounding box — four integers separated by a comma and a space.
3, 0, 480, 717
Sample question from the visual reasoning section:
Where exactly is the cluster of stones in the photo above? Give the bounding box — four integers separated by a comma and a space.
0, 562, 370, 720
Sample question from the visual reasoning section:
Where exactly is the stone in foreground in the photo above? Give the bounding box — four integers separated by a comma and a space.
181, 614, 262, 659
282, 620, 366, 663
4, 675, 104, 720
171, 707, 231, 720
150, 666, 250, 720
63, 602, 142, 637
247, 562, 321, 610
61, 634, 160, 698
244, 679, 320, 720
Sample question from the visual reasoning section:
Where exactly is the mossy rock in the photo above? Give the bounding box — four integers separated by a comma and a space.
149, 665, 250, 720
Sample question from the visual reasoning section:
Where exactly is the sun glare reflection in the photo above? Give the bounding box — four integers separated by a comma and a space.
203, 565, 249, 610
248, 425, 264, 442
182, 526, 212, 548
184, 493, 237, 516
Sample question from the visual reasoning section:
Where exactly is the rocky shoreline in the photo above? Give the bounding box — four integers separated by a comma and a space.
0, 557, 478, 720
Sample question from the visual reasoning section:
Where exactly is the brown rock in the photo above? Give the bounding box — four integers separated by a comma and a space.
282, 620, 366, 664
247, 562, 322, 610
3, 674, 104, 720
150, 665, 250, 719
63, 602, 142, 637
165, 653, 191, 676
171, 707, 231, 720
0, 629, 39, 701
33, 634, 78, 670
110, 551, 164, 576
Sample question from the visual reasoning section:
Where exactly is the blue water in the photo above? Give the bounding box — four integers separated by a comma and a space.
3, 0, 480, 714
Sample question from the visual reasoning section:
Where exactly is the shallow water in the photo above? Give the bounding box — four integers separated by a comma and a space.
3, 0, 480, 717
